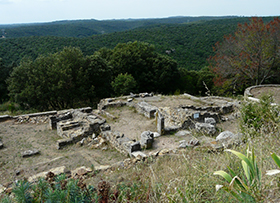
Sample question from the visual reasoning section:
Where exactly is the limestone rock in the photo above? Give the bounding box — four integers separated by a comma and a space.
204, 117, 216, 126
140, 131, 154, 149
196, 136, 223, 152
71, 166, 92, 177
131, 151, 147, 158
178, 138, 200, 148
216, 131, 235, 141
216, 131, 243, 148
0, 185, 6, 194
175, 130, 192, 137
100, 124, 111, 131
158, 148, 172, 156
28, 166, 66, 182
153, 132, 161, 138
49, 111, 72, 130
195, 123, 216, 136
21, 149, 40, 158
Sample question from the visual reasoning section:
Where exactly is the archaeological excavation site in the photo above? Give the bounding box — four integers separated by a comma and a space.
0, 85, 279, 196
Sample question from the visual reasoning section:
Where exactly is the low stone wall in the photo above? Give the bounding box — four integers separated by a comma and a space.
0, 111, 57, 123
135, 101, 158, 119
244, 84, 280, 98
100, 131, 141, 156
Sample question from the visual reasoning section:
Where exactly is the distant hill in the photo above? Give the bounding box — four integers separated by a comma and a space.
0, 16, 237, 38
0, 16, 278, 70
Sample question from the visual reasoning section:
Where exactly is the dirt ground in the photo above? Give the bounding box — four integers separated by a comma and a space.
250, 86, 280, 104
0, 120, 124, 184
0, 95, 240, 184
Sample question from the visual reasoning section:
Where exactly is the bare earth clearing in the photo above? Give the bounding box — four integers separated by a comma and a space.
0, 94, 240, 184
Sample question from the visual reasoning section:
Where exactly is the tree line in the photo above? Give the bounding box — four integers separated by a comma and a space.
2, 41, 216, 110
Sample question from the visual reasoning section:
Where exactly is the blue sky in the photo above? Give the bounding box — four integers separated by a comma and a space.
0, 0, 279, 24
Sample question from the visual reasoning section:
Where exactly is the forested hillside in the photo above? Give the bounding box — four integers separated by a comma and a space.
0, 16, 235, 38
0, 17, 254, 69
0, 16, 279, 106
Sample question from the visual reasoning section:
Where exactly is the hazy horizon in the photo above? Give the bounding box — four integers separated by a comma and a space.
0, 0, 279, 25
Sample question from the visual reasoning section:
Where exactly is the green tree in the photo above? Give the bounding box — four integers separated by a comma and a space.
7, 47, 96, 110
209, 17, 280, 90
0, 58, 11, 102
104, 41, 179, 94
111, 73, 137, 96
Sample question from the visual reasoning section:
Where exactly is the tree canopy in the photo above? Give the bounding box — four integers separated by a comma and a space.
7, 47, 111, 110
209, 17, 280, 92
7, 42, 184, 110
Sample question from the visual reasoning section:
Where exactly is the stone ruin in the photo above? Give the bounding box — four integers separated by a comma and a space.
0, 92, 248, 188
42, 92, 244, 156
0, 92, 243, 159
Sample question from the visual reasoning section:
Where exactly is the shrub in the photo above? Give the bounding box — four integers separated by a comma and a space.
214, 148, 262, 202
240, 94, 280, 138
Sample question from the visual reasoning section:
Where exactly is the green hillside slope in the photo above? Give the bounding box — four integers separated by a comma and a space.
0, 16, 236, 38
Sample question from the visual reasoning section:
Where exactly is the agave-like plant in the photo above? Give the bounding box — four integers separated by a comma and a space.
266, 153, 280, 176
214, 148, 262, 202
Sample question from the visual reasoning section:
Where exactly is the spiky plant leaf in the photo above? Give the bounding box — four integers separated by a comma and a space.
213, 170, 233, 183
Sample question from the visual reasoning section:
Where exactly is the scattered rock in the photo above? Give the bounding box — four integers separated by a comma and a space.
158, 148, 172, 156
153, 132, 161, 138
178, 138, 200, 148
0, 185, 6, 194
28, 166, 67, 182
216, 131, 244, 148
131, 151, 147, 158
196, 136, 223, 152
21, 149, 40, 158
71, 166, 92, 177
175, 130, 192, 137
204, 117, 216, 126
195, 123, 216, 136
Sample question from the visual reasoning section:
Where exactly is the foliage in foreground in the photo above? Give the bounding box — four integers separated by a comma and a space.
1, 174, 99, 203
239, 94, 280, 138
214, 148, 262, 202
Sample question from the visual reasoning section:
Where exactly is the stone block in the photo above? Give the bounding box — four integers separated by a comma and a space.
140, 131, 154, 149
136, 102, 158, 118
156, 111, 165, 135
57, 138, 73, 149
